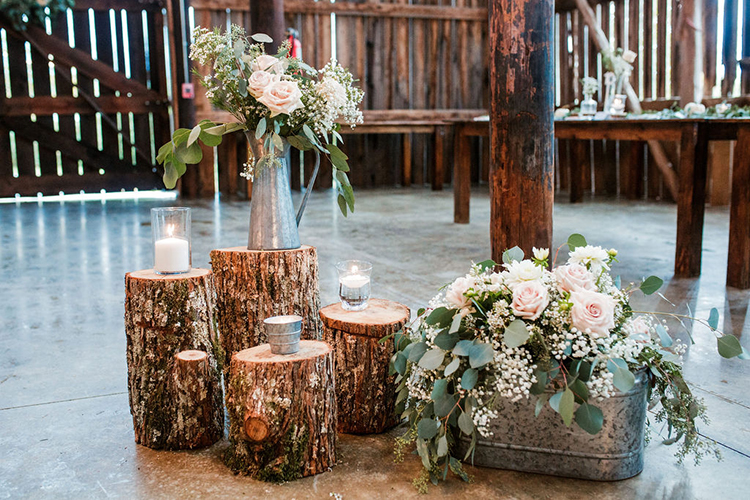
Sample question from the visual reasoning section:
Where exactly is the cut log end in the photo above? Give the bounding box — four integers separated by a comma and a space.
234, 340, 332, 365
176, 350, 208, 363
244, 415, 270, 442
320, 298, 410, 337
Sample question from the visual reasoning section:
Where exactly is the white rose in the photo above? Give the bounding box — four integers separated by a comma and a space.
568, 245, 610, 272
502, 260, 544, 289
445, 276, 474, 309
626, 316, 652, 342
511, 280, 549, 321
569, 289, 617, 338
487, 272, 503, 292
622, 50, 637, 64
684, 102, 706, 116
252, 54, 287, 74
715, 102, 730, 114
258, 80, 304, 117
247, 70, 278, 99
554, 264, 597, 294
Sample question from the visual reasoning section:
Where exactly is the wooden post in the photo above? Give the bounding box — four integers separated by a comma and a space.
124, 269, 224, 450
454, 124, 471, 223
727, 127, 750, 289
210, 246, 323, 370
569, 140, 588, 203
674, 0, 702, 105
320, 299, 410, 434
225, 341, 337, 481
488, 0, 554, 259
250, 0, 285, 51
432, 125, 446, 191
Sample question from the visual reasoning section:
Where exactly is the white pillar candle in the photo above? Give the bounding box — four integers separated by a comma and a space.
340, 274, 370, 289
154, 237, 190, 273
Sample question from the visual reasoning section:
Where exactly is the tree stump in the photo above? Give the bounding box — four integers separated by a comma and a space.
320, 299, 410, 434
124, 269, 224, 450
225, 341, 337, 481
210, 245, 322, 369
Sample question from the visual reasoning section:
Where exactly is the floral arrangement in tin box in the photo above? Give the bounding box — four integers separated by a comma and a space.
156, 25, 364, 216
390, 234, 747, 490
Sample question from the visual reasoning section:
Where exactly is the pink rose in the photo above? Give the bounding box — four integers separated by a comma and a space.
258, 80, 304, 117
247, 70, 278, 99
511, 281, 549, 320
251, 54, 286, 74
445, 276, 474, 309
555, 264, 596, 294
570, 289, 617, 338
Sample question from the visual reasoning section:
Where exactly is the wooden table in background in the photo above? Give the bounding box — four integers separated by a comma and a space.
452, 117, 750, 288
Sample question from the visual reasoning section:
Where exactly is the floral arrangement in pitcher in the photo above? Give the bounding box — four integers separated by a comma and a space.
156, 25, 364, 216
390, 234, 747, 490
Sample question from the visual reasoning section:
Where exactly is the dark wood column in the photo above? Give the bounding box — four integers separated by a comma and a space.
488, 0, 555, 261
250, 0, 285, 52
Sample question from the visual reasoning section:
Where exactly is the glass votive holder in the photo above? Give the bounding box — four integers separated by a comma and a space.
336, 260, 372, 311
151, 207, 191, 274
264, 315, 303, 355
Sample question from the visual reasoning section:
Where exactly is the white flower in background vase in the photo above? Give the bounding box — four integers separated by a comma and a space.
555, 264, 597, 294
554, 108, 571, 119
568, 245, 610, 272
569, 289, 617, 338
684, 102, 706, 116
715, 102, 730, 114
258, 80, 304, 117
502, 260, 544, 289
247, 70, 279, 99
622, 49, 637, 64
445, 276, 474, 309
511, 280, 549, 320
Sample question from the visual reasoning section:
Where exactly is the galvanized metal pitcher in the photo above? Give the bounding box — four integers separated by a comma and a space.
245, 132, 320, 251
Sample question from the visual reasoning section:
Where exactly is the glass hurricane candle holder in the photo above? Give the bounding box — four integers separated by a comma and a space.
336, 260, 372, 311
151, 207, 191, 274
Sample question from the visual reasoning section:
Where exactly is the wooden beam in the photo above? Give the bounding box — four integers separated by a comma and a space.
727, 127, 750, 288
0, 95, 164, 116
0, 172, 163, 197
489, 0, 555, 259
573, 0, 679, 200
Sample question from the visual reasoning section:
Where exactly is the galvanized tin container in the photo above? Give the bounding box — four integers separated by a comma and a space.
461, 369, 648, 481
264, 315, 303, 355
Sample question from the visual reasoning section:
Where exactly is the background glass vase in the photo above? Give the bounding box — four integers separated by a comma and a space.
336, 260, 372, 311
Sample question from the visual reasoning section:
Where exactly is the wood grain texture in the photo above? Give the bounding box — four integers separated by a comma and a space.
124, 268, 224, 450
210, 245, 322, 370
727, 127, 750, 288
225, 341, 336, 480
320, 299, 409, 434
489, 0, 555, 260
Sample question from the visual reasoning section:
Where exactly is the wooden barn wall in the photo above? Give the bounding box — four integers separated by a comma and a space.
0, 0, 170, 198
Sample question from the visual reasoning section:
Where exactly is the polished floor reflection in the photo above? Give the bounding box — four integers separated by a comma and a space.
1, 188, 748, 499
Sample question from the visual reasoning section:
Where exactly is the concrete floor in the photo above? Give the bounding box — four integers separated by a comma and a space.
1, 187, 748, 499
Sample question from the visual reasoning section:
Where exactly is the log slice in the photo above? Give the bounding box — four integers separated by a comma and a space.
225, 340, 337, 481
320, 298, 410, 434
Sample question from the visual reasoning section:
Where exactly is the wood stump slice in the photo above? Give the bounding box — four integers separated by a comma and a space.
320, 298, 410, 434
210, 246, 322, 370
124, 269, 224, 450
225, 341, 336, 481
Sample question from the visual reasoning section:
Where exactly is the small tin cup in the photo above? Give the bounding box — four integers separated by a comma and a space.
264, 315, 303, 355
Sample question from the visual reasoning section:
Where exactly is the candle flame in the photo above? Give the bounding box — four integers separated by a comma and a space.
167, 224, 174, 237
352, 265, 358, 273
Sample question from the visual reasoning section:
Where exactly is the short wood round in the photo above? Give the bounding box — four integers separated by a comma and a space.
225, 340, 336, 480
320, 299, 410, 434
128, 268, 210, 281
177, 350, 207, 362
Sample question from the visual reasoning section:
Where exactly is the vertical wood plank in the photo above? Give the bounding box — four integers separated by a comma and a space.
727, 127, 750, 288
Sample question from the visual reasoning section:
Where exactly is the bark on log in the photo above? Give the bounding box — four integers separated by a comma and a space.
210, 245, 322, 369
124, 269, 224, 450
320, 299, 410, 434
225, 341, 336, 481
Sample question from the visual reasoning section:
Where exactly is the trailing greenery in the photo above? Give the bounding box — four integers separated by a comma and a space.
0, 0, 73, 31
390, 234, 747, 490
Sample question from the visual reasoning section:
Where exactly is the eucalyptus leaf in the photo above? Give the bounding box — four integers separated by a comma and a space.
567, 233, 587, 250
434, 393, 457, 417
655, 323, 673, 347
433, 331, 459, 351
394, 352, 407, 375
502, 246, 524, 264
174, 141, 203, 164
426, 307, 454, 328
287, 134, 313, 151
504, 319, 530, 348
156, 142, 172, 163
468, 342, 494, 369
607, 358, 635, 392
337, 195, 348, 217
431, 378, 448, 401
453, 340, 474, 356
437, 435, 448, 457
162, 161, 178, 189
574, 402, 604, 434
444, 357, 460, 376
458, 410, 474, 435
559, 388, 575, 426
476, 259, 497, 272
640, 275, 664, 295
251, 33, 273, 43
549, 391, 563, 413
461, 368, 478, 390
408, 342, 428, 362
717, 334, 743, 358
199, 130, 223, 147
707, 308, 720, 330
535, 394, 548, 417
417, 418, 439, 440
419, 348, 445, 370
255, 118, 266, 140
449, 314, 462, 334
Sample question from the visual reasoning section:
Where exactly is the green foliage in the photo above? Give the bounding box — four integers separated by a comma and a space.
567, 233, 587, 250
0, 0, 73, 31
502, 246, 524, 264
639, 275, 664, 295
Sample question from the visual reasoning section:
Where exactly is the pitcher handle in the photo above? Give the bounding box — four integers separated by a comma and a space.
295, 149, 320, 226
